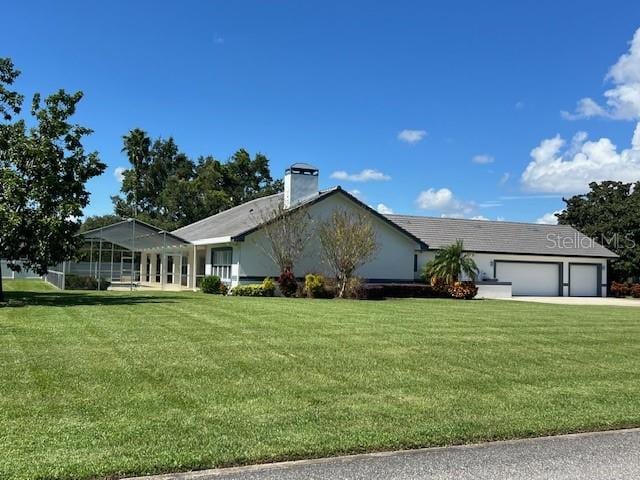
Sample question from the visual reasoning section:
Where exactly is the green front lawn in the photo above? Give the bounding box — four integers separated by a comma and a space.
1, 280, 639, 479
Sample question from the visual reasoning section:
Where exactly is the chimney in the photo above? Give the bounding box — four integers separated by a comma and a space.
284, 163, 319, 208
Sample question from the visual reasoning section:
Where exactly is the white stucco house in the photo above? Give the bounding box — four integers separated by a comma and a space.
91, 163, 616, 298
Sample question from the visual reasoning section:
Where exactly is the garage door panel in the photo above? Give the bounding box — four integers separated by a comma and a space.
569, 264, 599, 297
495, 262, 560, 296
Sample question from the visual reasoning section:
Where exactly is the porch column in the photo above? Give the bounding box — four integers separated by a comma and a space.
192, 245, 198, 291
140, 253, 146, 284
161, 232, 167, 290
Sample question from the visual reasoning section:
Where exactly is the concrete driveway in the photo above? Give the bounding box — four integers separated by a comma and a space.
129, 428, 640, 480
503, 296, 640, 307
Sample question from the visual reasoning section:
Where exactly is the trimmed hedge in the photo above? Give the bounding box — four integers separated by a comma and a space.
611, 281, 640, 298
232, 278, 276, 297
65, 274, 110, 291
354, 282, 477, 300
361, 283, 450, 299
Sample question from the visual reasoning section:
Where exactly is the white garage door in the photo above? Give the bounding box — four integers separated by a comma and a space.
495, 262, 561, 296
569, 264, 599, 297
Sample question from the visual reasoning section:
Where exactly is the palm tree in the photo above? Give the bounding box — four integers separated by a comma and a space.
424, 239, 478, 284
121, 129, 151, 217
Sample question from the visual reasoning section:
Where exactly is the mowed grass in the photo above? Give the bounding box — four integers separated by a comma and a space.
1, 280, 639, 480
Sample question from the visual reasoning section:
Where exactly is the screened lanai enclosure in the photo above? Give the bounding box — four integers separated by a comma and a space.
46, 219, 198, 291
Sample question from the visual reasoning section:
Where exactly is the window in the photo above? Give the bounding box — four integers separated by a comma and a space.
155, 254, 161, 282
181, 254, 188, 286
211, 248, 232, 280
167, 256, 174, 284
145, 255, 151, 282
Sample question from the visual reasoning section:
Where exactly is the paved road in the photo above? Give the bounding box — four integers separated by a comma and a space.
131, 428, 640, 480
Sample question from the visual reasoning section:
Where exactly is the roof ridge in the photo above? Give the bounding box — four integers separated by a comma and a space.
386, 213, 572, 228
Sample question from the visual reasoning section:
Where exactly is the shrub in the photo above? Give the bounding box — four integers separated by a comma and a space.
201, 275, 222, 294
261, 277, 276, 297
429, 277, 451, 295
344, 277, 363, 299
381, 283, 450, 298
219, 284, 229, 296
353, 284, 385, 300
448, 281, 478, 300
304, 273, 329, 298
631, 283, 640, 298
278, 270, 298, 297
65, 274, 110, 291
611, 281, 630, 298
231, 284, 269, 297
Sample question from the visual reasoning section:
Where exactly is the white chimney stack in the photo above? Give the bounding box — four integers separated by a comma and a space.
284, 163, 319, 209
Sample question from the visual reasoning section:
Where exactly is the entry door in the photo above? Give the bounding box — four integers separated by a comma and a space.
569, 264, 599, 297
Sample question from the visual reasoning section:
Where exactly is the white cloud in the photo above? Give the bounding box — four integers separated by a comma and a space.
470, 215, 490, 221
478, 201, 503, 208
500, 194, 562, 200
472, 154, 495, 164
415, 188, 475, 215
521, 123, 640, 193
376, 203, 394, 214
114, 167, 126, 182
330, 169, 391, 182
349, 189, 362, 198
496, 216, 506, 222
397, 129, 427, 144
498, 172, 511, 186
563, 28, 640, 120
536, 211, 562, 225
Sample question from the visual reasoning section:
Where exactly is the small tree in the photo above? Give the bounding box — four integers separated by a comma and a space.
255, 203, 314, 274
318, 208, 378, 298
0, 58, 105, 301
423, 239, 478, 285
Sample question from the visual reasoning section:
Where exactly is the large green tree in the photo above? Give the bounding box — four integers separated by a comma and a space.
80, 215, 123, 233
0, 58, 105, 300
557, 181, 640, 281
113, 131, 283, 230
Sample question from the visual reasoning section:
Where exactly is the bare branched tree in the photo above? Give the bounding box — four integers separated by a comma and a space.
318, 208, 378, 298
254, 203, 314, 274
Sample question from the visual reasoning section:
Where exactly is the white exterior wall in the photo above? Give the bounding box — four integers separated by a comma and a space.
416, 251, 608, 297
233, 192, 421, 284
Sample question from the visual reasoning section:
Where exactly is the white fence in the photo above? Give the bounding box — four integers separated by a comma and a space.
1, 260, 42, 280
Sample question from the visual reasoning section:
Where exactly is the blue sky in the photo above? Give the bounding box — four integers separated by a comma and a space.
5, 1, 640, 223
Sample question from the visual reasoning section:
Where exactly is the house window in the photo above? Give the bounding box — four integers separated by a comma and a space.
155, 254, 161, 282
167, 256, 174, 284
211, 248, 232, 280
145, 255, 151, 282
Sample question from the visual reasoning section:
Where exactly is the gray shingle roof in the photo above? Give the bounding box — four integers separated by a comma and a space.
386, 215, 618, 258
172, 193, 286, 242
172, 187, 428, 247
